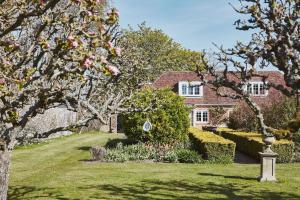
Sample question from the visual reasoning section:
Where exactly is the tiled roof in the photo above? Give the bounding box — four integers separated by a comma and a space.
153, 71, 287, 106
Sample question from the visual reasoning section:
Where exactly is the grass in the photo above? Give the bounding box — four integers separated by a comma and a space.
9, 132, 300, 200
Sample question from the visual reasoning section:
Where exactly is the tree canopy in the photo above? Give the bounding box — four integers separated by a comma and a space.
202, 0, 299, 137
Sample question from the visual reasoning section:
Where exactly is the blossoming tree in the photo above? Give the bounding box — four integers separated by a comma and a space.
0, 0, 122, 199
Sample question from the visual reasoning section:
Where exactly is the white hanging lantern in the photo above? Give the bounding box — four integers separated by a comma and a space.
143, 120, 152, 132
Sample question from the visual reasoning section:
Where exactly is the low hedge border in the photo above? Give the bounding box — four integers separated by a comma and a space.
189, 127, 236, 161
216, 128, 295, 163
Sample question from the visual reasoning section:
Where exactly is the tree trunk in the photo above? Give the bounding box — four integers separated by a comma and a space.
244, 96, 270, 136
0, 149, 11, 200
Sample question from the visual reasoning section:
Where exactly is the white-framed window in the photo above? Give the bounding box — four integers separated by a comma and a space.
194, 110, 209, 123
245, 82, 268, 96
178, 81, 203, 97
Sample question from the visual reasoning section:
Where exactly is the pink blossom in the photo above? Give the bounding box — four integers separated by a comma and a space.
45, 43, 50, 49
0, 78, 5, 84
72, 41, 79, 48
108, 41, 113, 49
3, 60, 11, 66
68, 35, 75, 40
84, 58, 93, 68
115, 11, 120, 17
107, 65, 120, 76
90, 55, 96, 60
87, 11, 93, 16
100, 56, 108, 64
115, 47, 121, 56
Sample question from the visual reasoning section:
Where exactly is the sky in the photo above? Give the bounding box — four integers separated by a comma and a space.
113, 0, 252, 52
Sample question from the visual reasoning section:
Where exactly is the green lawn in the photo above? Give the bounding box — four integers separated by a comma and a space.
9, 132, 300, 200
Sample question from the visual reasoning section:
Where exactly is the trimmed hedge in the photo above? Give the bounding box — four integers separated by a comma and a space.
267, 128, 292, 140
189, 127, 236, 161
216, 128, 294, 163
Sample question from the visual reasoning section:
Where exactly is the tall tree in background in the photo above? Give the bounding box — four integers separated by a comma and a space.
114, 23, 204, 83
0, 1, 121, 199
202, 0, 299, 136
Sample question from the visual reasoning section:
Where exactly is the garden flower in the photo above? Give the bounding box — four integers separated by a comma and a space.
108, 41, 113, 49
0, 78, 5, 84
90, 55, 96, 60
45, 43, 50, 49
87, 11, 93, 17
84, 58, 93, 68
3, 60, 12, 66
107, 65, 120, 76
115, 47, 121, 56
100, 56, 108, 64
67, 35, 74, 40
71, 41, 79, 48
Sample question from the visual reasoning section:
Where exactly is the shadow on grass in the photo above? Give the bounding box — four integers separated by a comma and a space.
9, 179, 300, 200
198, 172, 258, 181
8, 186, 80, 200
105, 138, 133, 148
76, 146, 91, 151
78, 179, 300, 200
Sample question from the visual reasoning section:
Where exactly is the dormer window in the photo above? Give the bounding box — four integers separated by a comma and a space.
179, 81, 203, 97
246, 82, 268, 96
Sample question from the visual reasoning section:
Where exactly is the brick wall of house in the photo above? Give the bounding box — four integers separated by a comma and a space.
153, 71, 289, 127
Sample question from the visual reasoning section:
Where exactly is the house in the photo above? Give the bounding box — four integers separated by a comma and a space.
152, 71, 288, 129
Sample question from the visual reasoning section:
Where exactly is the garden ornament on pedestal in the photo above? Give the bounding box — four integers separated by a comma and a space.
258, 134, 278, 182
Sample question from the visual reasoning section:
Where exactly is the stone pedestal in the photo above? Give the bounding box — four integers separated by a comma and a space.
258, 151, 278, 182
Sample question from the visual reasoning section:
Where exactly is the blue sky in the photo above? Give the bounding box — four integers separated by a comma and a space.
113, 0, 252, 52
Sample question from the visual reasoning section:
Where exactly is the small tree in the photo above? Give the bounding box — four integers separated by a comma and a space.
122, 88, 190, 145
208, 106, 228, 127
228, 102, 259, 131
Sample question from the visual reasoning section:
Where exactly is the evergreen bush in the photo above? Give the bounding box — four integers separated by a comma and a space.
122, 88, 190, 145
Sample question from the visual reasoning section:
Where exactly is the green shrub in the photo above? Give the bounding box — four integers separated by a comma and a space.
122, 88, 190, 145
104, 140, 204, 163
124, 143, 153, 161
163, 150, 178, 163
175, 148, 203, 163
105, 149, 129, 162
263, 96, 297, 129
189, 127, 236, 162
267, 128, 292, 140
216, 128, 294, 163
